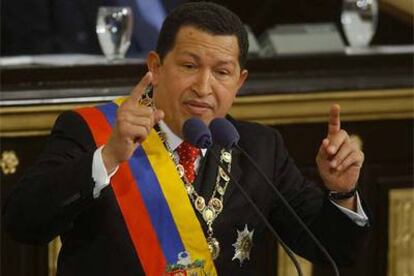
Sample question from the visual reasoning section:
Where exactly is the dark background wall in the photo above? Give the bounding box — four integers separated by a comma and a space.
1, 0, 413, 56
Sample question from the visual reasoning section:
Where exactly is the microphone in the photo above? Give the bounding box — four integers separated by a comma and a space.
209, 118, 340, 276
182, 118, 213, 149
209, 118, 240, 149
182, 118, 303, 276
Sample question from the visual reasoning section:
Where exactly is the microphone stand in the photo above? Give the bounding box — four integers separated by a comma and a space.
235, 144, 340, 276
183, 116, 338, 276
208, 149, 304, 276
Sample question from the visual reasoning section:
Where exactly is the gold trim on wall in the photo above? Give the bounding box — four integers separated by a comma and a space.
0, 103, 94, 137
278, 244, 312, 276
230, 89, 414, 125
0, 88, 413, 137
388, 188, 414, 276
48, 238, 61, 276
0, 150, 19, 174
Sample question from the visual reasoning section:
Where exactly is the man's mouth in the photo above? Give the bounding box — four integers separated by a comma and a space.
183, 100, 212, 115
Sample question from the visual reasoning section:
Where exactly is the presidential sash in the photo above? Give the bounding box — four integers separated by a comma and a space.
76, 100, 217, 275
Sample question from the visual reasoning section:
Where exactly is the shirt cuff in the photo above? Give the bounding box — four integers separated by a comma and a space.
330, 192, 369, 227
92, 146, 119, 198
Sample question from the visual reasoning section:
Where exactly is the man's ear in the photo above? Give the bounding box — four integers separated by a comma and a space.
236, 69, 248, 92
146, 51, 162, 85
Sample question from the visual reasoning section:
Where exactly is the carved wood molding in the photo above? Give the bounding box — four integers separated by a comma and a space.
277, 244, 312, 276
0, 88, 413, 137
388, 188, 414, 276
230, 88, 414, 125
48, 239, 61, 276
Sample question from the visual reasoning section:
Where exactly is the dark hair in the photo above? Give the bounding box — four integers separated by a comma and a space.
156, 2, 248, 68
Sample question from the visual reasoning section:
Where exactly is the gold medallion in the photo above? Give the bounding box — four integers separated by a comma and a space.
202, 207, 216, 223
194, 196, 206, 211
210, 197, 223, 213
207, 237, 220, 260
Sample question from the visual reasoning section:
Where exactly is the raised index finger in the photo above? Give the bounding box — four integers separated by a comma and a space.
328, 104, 341, 135
129, 72, 153, 101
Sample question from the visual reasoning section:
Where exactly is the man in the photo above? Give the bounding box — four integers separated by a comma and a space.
4, 2, 370, 275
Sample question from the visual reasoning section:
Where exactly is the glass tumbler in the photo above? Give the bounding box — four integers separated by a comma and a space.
96, 7, 133, 61
341, 0, 378, 47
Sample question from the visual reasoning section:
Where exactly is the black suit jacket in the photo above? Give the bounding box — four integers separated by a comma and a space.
3, 110, 371, 275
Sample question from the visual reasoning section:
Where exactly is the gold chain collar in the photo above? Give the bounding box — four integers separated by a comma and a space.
157, 129, 232, 260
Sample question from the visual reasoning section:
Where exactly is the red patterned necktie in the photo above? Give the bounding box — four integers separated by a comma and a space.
176, 141, 201, 183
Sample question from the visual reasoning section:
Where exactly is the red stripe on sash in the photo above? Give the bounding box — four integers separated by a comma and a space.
112, 164, 167, 274
76, 107, 167, 275
77, 107, 111, 146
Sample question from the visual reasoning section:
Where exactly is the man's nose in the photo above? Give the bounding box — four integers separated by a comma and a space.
192, 70, 213, 96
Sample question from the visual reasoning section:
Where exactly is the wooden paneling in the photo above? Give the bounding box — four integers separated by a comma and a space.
388, 188, 414, 276
1, 137, 49, 276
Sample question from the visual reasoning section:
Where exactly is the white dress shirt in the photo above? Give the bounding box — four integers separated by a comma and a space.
91, 121, 368, 226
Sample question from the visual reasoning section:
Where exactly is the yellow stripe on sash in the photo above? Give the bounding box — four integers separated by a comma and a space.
113, 96, 128, 106
112, 97, 216, 274
142, 130, 217, 275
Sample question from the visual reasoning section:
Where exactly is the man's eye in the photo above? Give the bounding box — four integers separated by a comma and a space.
182, 63, 196, 70
216, 69, 231, 77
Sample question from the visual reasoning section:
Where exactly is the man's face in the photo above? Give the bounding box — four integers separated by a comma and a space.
148, 26, 248, 138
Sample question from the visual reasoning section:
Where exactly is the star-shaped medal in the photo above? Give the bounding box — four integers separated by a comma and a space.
232, 224, 254, 266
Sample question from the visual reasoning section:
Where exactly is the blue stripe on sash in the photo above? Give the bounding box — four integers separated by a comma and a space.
97, 102, 185, 264
129, 149, 185, 263
97, 102, 117, 126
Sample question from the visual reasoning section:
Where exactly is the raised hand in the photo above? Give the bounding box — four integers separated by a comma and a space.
102, 72, 164, 173
316, 104, 364, 196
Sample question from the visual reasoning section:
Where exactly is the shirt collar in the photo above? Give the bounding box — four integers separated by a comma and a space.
158, 120, 207, 156
158, 120, 182, 152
